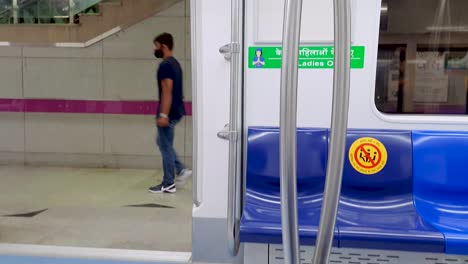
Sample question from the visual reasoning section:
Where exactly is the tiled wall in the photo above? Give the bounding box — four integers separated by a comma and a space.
0, 0, 192, 169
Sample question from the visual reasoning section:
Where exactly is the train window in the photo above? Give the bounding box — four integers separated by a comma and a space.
375, 0, 468, 115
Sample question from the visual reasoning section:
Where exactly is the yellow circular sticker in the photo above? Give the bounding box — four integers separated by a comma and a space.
348, 137, 387, 175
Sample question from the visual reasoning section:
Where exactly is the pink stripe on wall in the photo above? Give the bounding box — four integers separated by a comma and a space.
0, 99, 192, 116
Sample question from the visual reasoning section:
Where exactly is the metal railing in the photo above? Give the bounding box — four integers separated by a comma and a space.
278, 0, 352, 263
312, 0, 352, 263
218, 0, 244, 257
279, 0, 303, 263
219, 0, 351, 261
190, 0, 201, 208
0, 0, 101, 24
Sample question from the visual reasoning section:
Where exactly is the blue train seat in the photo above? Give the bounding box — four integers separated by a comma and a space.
337, 130, 445, 252
240, 127, 339, 245
240, 127, 461, 253
413, 131, 468, 255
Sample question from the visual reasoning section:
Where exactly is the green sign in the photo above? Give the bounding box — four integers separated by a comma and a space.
248, 46, 365, 69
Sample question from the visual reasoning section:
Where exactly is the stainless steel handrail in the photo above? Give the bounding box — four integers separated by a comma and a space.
279, 0, 303, 263
312, 0, 352, 263
191, 0, 201, 207
218, 0, 244, 256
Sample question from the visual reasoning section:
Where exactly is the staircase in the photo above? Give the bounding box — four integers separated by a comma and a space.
0, 0, 182, 45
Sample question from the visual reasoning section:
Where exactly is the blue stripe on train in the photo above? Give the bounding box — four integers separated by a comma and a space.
240, 127, 468, 254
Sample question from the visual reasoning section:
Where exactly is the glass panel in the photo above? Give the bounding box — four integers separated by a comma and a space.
37, 0, 69, 23
19, 0, 39, 24
0, 0, 12, 24
11, 0, 103, 24
70, 0, 101, 16
376, 0, 468, 115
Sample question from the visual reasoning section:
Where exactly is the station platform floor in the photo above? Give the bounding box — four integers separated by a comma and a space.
0, 165, 192, 252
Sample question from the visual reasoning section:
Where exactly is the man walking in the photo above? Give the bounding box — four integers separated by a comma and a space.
149, 32, 192, 194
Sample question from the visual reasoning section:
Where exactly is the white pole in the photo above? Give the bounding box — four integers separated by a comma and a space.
12, 0, 18, 24
69, 0, 73, 24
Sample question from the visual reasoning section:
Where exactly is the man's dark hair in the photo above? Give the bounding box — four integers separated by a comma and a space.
154, 32, 174, 50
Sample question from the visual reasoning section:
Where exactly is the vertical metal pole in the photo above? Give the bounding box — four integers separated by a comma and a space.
225, 0, 243, 256
69, 0, 73, 24
312, 0, 351, 263
12, 0, 18, 24
232, 0, 244, 256
280, 0, 303, 263
190, 0, 202, 207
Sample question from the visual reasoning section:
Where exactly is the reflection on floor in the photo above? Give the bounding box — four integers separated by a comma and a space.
0, 166, 192, 252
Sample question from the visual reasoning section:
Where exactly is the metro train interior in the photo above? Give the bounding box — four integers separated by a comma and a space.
0, 0, 467, 263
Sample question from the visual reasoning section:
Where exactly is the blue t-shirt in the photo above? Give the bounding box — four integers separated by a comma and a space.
157, 56, 185, 120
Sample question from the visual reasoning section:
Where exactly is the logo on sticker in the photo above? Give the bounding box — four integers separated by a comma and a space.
348, 137, 387, 175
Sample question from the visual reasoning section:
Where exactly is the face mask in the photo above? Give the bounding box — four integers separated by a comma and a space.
154, 49, 163, 58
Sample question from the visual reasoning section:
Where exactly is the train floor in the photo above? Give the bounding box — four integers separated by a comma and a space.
0, 165, 192, 252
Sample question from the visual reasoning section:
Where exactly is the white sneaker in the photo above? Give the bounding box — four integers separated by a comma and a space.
148, 183, 176, 194
176, 169, 192, 186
